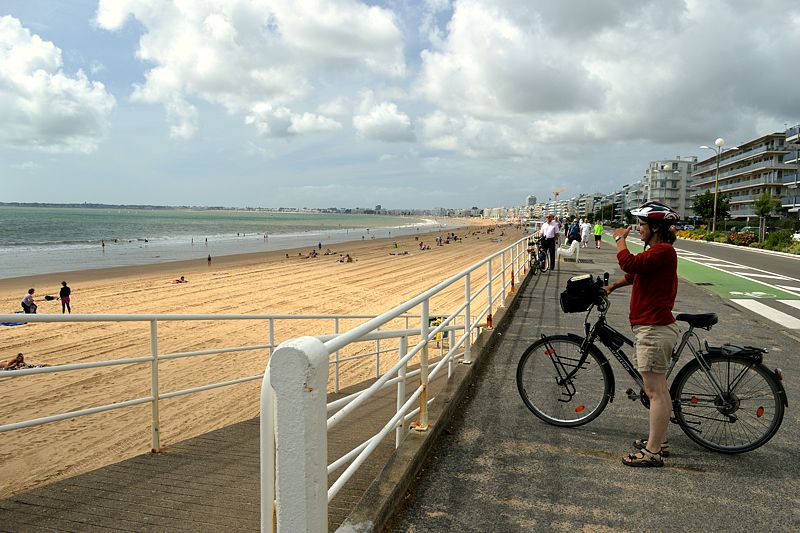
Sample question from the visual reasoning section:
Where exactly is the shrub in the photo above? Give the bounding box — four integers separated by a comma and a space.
764, 231, 792, 251
729, 231, 756, 246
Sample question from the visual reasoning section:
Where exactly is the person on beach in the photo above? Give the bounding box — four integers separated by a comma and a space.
593, 221, 603, 248
21, 289, 37, 314
207, 254, 212, 265
2, 353, 25, 369
602, 201, 680, 467
59, 281, 71, 314
173, 276, 188, 284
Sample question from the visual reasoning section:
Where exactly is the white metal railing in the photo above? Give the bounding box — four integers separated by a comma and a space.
0, 312, 444, 448
261, 235, 529, 532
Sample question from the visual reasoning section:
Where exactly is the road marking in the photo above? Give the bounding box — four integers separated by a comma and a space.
777, 285, 800, 295
780, 300, 800, 311
732, 272, 792, 280
731, 299, 800, 329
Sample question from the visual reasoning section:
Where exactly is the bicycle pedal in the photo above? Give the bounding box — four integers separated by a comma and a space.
625, 388, 639, 401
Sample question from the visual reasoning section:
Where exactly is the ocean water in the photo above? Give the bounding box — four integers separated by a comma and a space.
0, 207, 460, 279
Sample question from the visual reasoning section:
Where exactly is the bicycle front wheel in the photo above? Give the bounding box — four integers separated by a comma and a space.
516, 335, 612, 427
530, 254, 539, 275
539, 252, 549, 273
671, 356, 785, 453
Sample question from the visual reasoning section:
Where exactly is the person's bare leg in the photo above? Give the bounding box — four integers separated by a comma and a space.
642, 371, 670, 451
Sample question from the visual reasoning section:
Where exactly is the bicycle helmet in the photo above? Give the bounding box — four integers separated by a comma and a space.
630, 200, 679, 221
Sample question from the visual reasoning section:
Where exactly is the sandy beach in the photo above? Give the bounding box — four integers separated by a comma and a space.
0, 221, 525, 498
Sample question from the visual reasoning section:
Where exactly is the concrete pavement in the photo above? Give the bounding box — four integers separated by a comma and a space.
389, 240, 799, 532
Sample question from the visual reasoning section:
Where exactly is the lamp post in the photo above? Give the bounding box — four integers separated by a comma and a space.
700, 138, 738, 233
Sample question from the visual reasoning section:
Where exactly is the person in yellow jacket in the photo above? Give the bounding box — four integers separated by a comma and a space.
593, 222, 603, 249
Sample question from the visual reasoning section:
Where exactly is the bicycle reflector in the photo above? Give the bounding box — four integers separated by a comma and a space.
756, 406, 765, 418
575, 405, 585, 413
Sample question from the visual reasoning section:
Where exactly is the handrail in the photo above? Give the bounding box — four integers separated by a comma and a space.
262, 234, 530, 530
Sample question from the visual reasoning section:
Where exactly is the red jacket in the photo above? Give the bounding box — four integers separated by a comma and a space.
618, 243, 677, 325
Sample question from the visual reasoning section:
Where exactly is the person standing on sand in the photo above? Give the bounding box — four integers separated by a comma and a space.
59, 281, 71, 314
207, 254, 212, 265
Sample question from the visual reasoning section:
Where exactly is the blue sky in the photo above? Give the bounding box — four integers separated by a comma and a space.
2, 1, 799, 209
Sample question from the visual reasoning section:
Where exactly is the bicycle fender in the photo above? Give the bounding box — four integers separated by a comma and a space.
566, 333, 616, 402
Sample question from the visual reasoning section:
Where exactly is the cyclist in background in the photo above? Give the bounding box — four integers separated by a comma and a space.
602, 201, 679, 467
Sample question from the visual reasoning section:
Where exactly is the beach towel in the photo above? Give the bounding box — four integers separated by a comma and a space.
1, 322, 27, 326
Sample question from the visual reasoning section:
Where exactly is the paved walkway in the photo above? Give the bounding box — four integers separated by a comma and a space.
0, 364, 449, 532
390, 242, 799, 531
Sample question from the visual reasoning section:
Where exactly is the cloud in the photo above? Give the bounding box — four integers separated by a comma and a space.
353, 101, 415, 142
415, 0, 800, 158
95, 0, 405, 139
0, 16, 115, 153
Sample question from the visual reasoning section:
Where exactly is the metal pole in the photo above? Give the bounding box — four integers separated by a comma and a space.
150, 320, 160, 452
396, 336, 408, 448
712, 147, 721, 233
486, 260, 493, 328
501, 252, 507, 305
334, 318, 340, 393
463, 272, 472, 364
268, 318, 275, 358
412, 298, 430, 431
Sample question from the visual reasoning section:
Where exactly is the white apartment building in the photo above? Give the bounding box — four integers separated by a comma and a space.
782, 125, 800, 214
643, 157, 697, 218
692, 132, 795, 220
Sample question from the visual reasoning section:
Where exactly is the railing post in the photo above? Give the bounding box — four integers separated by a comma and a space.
375, 326, 381, 379
396, 336, 408, 448
501, 252, 507, 305
260, 367, 276, 533
412, 299, 430, 431
463, 272, 472, 364
269, 337, 329, 532
486, 260, 493, 329
150, 320, 160, 452
333, 318, 341, 393
268, 318, 275, 358
448, 330, 455, 378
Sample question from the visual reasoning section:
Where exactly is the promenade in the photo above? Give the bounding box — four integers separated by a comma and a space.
2, 239, 797, 532
389, 241, 799, 531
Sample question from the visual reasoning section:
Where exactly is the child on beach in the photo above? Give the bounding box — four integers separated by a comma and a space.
21, 289, 37, 314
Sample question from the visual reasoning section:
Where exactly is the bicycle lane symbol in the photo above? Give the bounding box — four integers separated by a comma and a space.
729, 291, 776, 299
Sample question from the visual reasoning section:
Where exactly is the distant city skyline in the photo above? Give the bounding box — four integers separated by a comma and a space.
2, 1, 799, 209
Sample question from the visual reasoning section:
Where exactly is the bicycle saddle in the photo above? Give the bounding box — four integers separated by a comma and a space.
675, 313, 718, 328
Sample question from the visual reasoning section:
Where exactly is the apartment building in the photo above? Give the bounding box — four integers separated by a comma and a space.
782, 125, 800, 213
692, 132, 795, 220
643, 157, 697, 218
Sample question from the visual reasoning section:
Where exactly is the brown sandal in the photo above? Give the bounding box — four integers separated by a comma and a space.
622, 447, 663, 467
633, 438, 671, 457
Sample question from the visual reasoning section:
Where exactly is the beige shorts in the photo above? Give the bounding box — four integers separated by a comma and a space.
631, 323, 680, 374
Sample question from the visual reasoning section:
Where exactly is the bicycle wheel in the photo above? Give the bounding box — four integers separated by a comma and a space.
530, 254, 539, 275
516, 335, 612, 427
539, 251, 549, 273
671, 356, 784, 453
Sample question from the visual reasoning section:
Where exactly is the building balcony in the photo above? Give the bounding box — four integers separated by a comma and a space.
694, 143, 793, 177
693, 163, 793, 189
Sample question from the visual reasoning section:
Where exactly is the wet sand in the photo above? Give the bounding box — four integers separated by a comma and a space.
0, 221, 524, 497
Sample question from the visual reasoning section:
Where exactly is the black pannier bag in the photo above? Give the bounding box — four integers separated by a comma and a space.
560, 274, 599, 313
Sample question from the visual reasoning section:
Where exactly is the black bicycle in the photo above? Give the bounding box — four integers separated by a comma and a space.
516, 274, 787, 454
527, 236, 549, 275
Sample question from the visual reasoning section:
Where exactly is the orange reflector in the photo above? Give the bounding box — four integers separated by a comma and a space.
575, 405, 585, 413
545, 348, 556, 356
690, 396, 698, 404
756, 406, 764, 418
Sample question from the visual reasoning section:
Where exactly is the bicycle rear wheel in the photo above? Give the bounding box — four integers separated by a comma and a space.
671, 356, 785, 453
516, 335, 612, 427
530, 254, 539, 275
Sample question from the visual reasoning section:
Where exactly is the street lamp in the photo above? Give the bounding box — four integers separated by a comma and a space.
700, 138, 738, 233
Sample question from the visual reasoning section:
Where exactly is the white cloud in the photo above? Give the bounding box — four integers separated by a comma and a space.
95, 0, 405, 139
353, 101, 415, 142
0, 16, 115, 153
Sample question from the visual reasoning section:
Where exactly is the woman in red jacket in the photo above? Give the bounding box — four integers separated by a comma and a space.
604, 201, 680, 467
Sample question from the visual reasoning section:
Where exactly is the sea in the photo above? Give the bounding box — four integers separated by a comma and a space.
0, 206, 463, 280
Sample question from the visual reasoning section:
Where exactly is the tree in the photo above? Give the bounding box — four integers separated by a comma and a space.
753, 193, 782, 241
692, 190, 730, 228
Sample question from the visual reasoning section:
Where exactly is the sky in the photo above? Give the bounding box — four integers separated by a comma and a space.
2, 0, 799, 209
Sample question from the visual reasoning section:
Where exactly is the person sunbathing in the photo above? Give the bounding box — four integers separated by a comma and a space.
2, 353, 25, 369
173, 276, 188, 283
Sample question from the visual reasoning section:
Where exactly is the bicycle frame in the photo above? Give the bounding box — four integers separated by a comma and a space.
569, 298, 732, 405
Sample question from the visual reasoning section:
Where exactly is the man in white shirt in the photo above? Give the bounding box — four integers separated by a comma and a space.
539, 214, 559, 270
